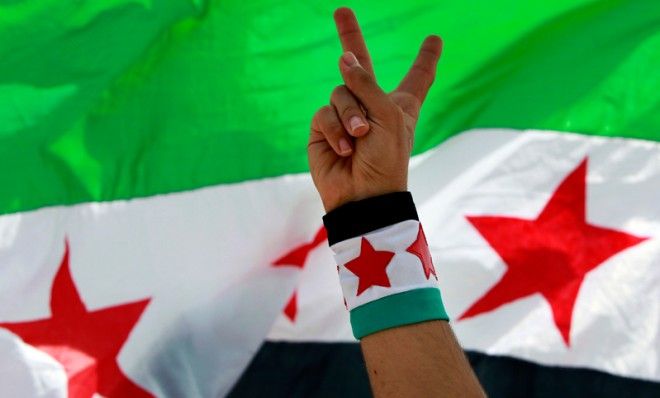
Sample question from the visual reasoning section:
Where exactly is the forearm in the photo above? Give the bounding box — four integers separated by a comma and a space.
324, 192, 484, 397
362, 321, 484, 397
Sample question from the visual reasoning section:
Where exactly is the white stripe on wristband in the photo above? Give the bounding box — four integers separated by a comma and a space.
331, 220, 438, 311
323, 192, 448, 339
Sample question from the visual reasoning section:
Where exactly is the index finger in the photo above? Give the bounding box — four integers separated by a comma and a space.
334, 7, 375, 77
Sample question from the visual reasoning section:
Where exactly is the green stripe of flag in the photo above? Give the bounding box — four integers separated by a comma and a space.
1, 0, 659, 215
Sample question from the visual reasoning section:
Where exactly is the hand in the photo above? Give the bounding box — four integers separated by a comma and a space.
308, 7, 443, 212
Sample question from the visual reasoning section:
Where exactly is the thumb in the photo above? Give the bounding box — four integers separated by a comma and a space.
339, 52, 391, 118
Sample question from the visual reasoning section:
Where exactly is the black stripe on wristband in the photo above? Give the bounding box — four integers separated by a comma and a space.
322, 191, 419, 246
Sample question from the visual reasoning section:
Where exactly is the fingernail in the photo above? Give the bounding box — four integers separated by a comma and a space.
341, 52, 360, 68
349, 116, 368, 135
338, 138, 352, 155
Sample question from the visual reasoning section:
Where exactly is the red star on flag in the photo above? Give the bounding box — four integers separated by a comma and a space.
272, 227, 327, 322
462, 158, 647, 345
406, 225, 437, 280
0, 240, 152, 398
272, 227, 327, 269
282, 291, 299, 322
345, 238, 395, 296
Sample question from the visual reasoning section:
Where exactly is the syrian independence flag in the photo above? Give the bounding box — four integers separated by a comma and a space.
1, 1, 658, 397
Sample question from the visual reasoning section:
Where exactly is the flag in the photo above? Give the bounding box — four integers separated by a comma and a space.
1, 1, 659, 397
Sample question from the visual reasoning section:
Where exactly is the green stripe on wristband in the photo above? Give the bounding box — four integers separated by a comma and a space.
350, 288, 449, 339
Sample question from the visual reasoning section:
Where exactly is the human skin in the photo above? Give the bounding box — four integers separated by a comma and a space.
308, 8, 486, 398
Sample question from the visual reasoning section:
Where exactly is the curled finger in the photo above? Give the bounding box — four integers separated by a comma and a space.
331, 85, 370, 137
311, 105, 354, 157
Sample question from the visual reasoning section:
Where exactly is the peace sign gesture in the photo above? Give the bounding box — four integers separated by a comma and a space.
308, 7, 443, 212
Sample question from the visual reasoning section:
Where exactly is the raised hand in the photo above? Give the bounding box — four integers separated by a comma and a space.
308, 7, 442, 212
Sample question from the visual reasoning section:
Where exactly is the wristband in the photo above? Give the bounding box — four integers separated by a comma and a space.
323, 192, 448, 339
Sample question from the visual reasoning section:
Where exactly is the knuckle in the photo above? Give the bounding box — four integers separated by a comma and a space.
320, 106, 335, 121
354, 70, 372, 86
419, 46, 439, 60
344, 67, 370, 87
330, 85, 348, 103
327, 118, 344, 135
313, 105, 331, 119
339, 105, 360, 120
319, 108, 343, 135
312, 105, 332, 128
393, 106, 406, 126
412, 64, 435, 83
390, 107, 407, 140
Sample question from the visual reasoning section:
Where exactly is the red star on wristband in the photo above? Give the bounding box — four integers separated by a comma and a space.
344, 238, 395, 296
407, 225, 437, 280
462, 158, 647, 345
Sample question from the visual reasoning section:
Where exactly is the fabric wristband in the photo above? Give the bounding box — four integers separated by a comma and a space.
323, 192, 448, 339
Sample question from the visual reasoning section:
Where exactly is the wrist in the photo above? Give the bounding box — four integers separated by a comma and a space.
323, 192, 448, 339
322, 185, 408, 213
